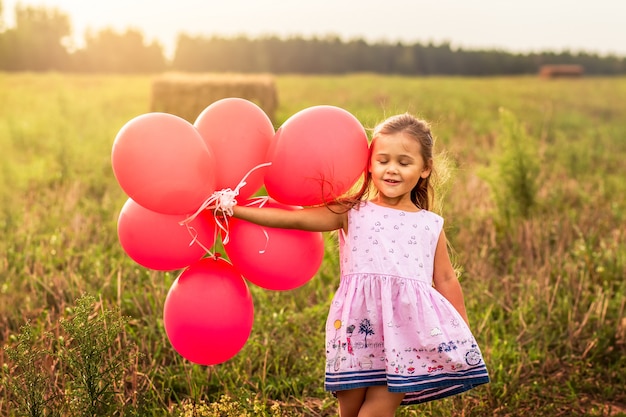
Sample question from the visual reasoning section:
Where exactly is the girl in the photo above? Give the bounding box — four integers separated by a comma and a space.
228, 113, 489, 416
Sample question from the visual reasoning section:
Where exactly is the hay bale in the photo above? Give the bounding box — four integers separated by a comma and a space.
539, 65, 584, 78
150, 72, 278, 122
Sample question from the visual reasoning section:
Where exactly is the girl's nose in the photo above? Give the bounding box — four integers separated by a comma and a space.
386, 164, 399, 173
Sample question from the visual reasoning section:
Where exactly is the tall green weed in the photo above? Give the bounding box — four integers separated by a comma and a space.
2, 295, 144, 416
479, 108, 540, 230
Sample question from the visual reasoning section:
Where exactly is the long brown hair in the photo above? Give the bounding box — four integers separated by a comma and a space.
333, 113, 436, 211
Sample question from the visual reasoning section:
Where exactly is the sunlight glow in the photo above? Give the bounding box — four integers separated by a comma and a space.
3, 0, 626, 58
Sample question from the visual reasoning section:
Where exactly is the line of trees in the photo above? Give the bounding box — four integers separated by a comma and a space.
1, 2, 624, 75
172, 35, 626, 76
0, 3, 166, 72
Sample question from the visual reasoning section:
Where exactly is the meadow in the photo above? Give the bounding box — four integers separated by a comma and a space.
0, 72, 625, 416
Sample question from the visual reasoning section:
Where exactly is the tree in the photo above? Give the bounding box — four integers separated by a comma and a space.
0, 4, 70, 71
71, 28, 166, 73
359, 318, 375, 348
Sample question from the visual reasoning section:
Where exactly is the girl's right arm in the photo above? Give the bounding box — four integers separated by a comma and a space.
231, 204, 347, 233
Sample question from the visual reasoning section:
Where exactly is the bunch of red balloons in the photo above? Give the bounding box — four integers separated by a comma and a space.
111, 98, 369, 365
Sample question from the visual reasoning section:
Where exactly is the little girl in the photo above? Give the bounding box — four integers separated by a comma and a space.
228, 113, 489, 416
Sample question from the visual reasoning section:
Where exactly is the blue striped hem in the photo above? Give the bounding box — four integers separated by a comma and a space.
325, 369, 388, 391
325, 365, 489, 405
401, 378, 489, 405
387, 365, 489, 389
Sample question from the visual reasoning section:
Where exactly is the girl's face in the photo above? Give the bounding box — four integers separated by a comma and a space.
369, 132, 431, 207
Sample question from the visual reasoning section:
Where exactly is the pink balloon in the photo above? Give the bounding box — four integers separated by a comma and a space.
224, 200, 325, 291
163, 257, 254, 365
112, 112, 217, 215
117, 198, 217, 271
264, 105, 369, 206
194, 98, 274, 201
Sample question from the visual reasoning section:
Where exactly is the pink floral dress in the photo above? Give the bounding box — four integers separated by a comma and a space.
324, 201, 489, 405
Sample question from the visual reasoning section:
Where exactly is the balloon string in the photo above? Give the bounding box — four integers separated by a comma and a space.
245, 196, 270, 208
184, 225, 215, 256
180, 161, 272, 247
258, 228, 270, 254
244, 197, 270, 253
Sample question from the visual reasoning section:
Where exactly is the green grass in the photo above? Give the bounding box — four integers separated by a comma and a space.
1, 72, 625, 416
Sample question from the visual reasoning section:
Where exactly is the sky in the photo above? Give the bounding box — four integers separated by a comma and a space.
3, 0, 626, 59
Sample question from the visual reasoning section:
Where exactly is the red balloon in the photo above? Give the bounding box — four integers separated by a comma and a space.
112, 112, 217, 215
163, 257, 254, 365
194, 98, 274, 201
117, 198, 217, 271
264, 106, 368, 206
224, 200, 325, 290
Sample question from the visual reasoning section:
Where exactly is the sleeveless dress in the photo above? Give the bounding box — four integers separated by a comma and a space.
324, 201, 489, 405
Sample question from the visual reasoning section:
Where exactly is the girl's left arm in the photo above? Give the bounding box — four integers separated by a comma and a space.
432, 229, 470, 327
